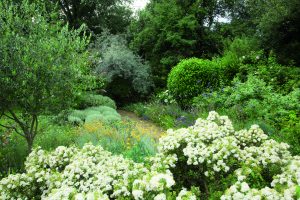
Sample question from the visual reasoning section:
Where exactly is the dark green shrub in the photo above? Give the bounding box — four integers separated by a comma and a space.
238, 64, 300, 93
194, 76, 300, 127
167, 58, 221, 106
192, 75, 300, 152
272, 112, 300, 155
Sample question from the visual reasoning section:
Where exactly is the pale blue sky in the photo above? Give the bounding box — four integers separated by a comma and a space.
132, 0, 149, 10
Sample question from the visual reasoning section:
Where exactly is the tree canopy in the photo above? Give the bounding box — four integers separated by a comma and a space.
51, 0, 133, 35
129, 0, 232, 86
0, 0, 90, 152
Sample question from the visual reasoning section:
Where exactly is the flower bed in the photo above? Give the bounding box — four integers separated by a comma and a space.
1, 111, 299, 199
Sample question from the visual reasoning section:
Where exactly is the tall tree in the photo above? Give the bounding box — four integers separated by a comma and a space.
224, 0, 300, 65
129, 0, 230, 87
50, 0, 133, 34
0, 0, 90, 152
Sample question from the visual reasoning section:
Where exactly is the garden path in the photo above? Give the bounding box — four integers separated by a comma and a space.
117, 110, 165, 140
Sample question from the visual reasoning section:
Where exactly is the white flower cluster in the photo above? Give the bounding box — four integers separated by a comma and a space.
1, 111, 299, 199
43, 186, 110, 200
176, 188, 197, 200
0, 144, 147, 199
221, 181, 284, 200
0, 143, 194, 200
132, 170, 175, 199
271, 156, 300, 188
156, 111, 300, 199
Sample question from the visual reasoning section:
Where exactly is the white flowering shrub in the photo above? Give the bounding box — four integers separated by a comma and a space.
1, 111, 300, 199
156, 90, 176, 105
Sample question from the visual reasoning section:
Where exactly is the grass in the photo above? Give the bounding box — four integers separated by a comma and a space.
126, 100, 300, 156
0, 114, 158, 174
125, 102, 198, 129
79, 119, 157, 162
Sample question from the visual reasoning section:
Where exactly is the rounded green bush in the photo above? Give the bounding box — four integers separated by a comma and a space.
85, 114, 105, 124
68, 105, 122, 125
69, 110, 86, 121
92, 106, 117, 114
167, 58, 221, 105
67, 116, 83, 125
103, 114, 122, 123
78, 94, 117, 109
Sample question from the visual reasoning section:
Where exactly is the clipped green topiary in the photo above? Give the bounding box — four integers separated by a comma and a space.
85, 114, 106, 124
67, 116, 83, 126
68, 106, 121, 125
167, 58, 221, 106
88, 106, 117, 114
68, 110, 86, 121
78, 93, 117, 109
103, 114, 122, 123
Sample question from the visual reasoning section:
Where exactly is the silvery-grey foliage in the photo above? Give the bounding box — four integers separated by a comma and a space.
94, 32, 153, 96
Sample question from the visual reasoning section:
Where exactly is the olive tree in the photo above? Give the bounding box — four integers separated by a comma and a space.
93, 33, 153, 104
0, 0, 90, 152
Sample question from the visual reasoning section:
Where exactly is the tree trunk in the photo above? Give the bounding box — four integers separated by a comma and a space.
26, 115, 38, 153
26, 136, 33, 153
5, 110, 39, 153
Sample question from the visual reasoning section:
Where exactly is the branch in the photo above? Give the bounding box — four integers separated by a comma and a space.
33, 117, 39, 139
30, 115, 36, 135
0, 123, 26, 138
3, 113, 15, 121
8, 109, 28, 130
59, 0, 73, 24
0, 123, 12, 129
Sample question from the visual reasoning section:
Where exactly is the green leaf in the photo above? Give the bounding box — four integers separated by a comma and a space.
296, 185, 300, 199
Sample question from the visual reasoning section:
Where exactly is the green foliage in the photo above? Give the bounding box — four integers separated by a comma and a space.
193, 75, 300, 154
1, 113, 158, 174
225, 0, 300, 66
28, 0, 133, 35
213, 37, 261, 84
238, 63, 300, 94
68, 106, 121, 125
257, 0, 300, 66
67, 116, 83, 126
77, 93, 117, 109
223, 37, 260, 59
126, 102, 197, 129
296, 185, 300, 199
194, 76, 300, 127
167, 58, 221, 106
93, 33, 153, 104
0, 132, 27, 173
273, 112, 300, 155
0, 0, 90, 152
129, 0, 230, 87
0, 116, 78, 173
216, 38, 300, 93
1, 113, 299, 199
85, 114, 105, 124
78, 119, 157, 162
155, 90, 176, 105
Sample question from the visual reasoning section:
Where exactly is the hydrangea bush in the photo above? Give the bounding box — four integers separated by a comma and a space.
1, 112, 300, 199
